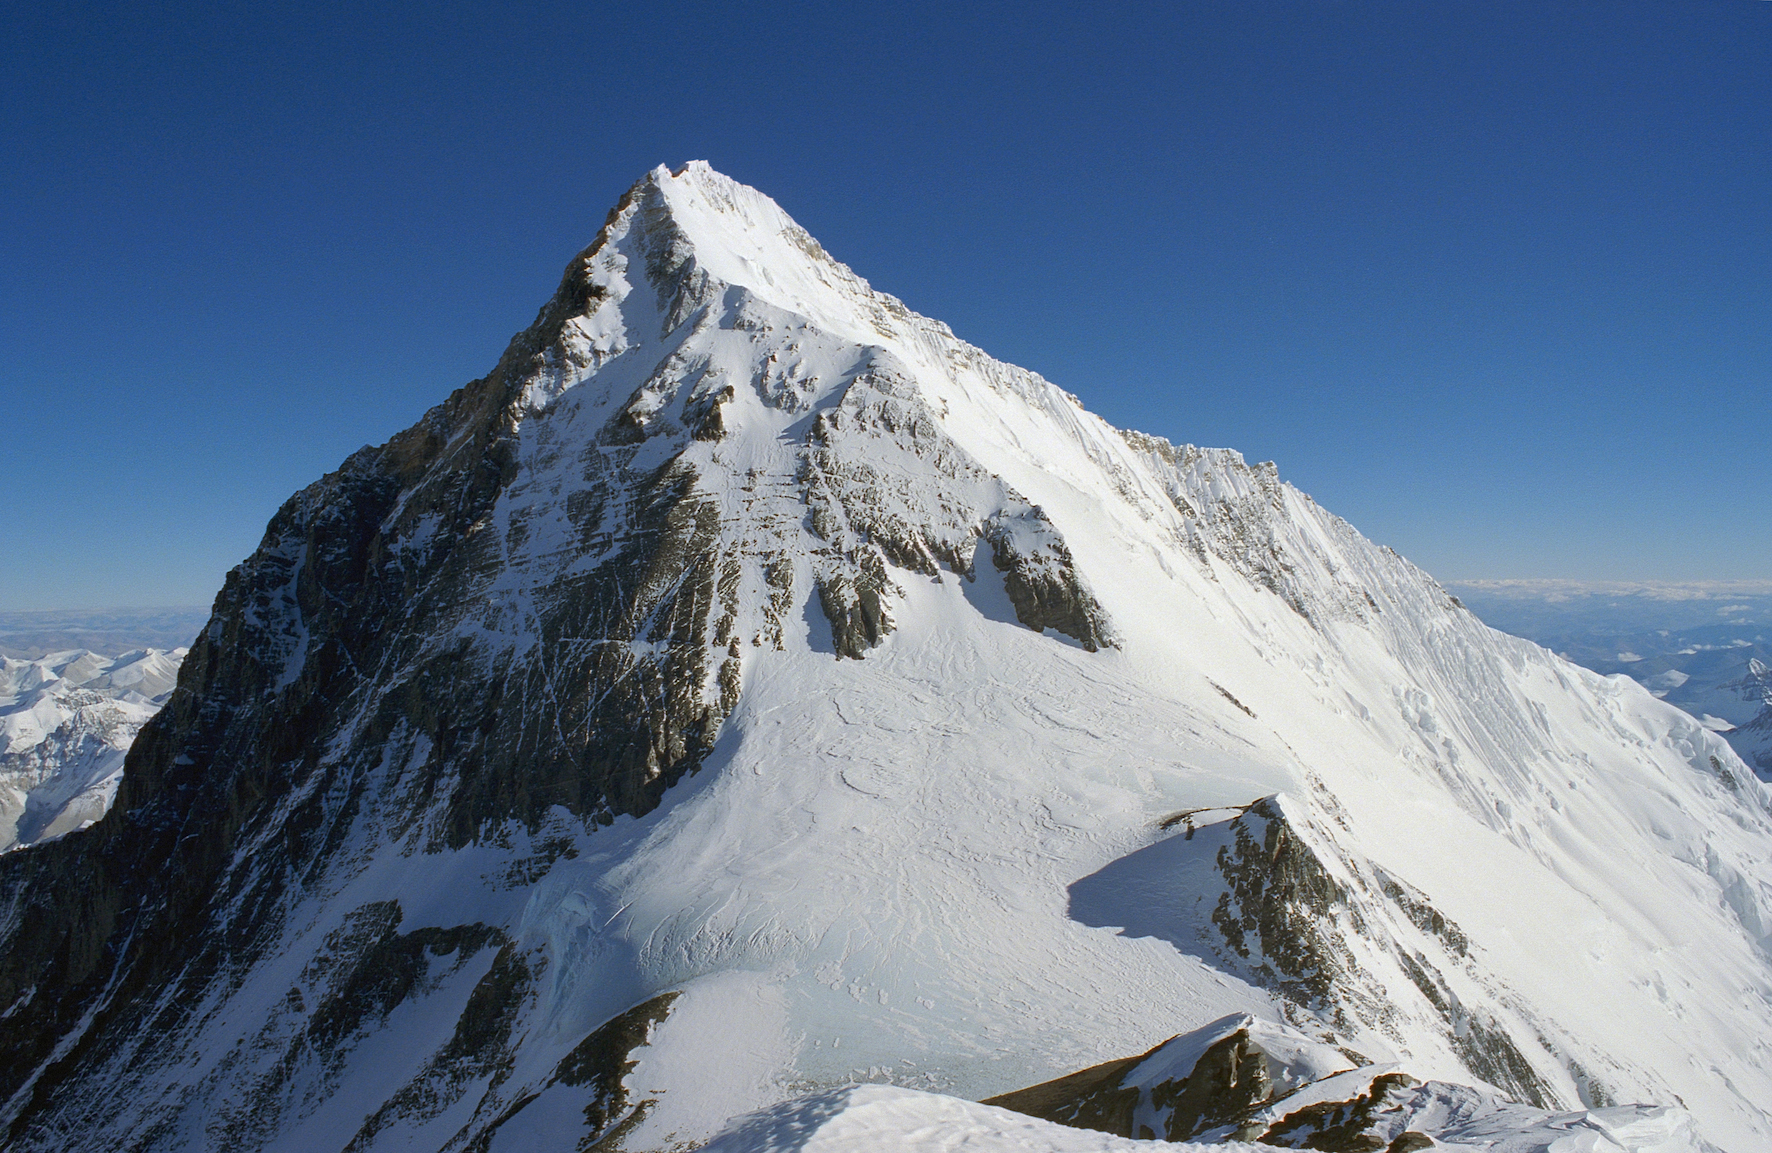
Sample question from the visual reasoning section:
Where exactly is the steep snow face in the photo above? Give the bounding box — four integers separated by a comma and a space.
1, 163, 1769, 1153
0, 648, 184, 852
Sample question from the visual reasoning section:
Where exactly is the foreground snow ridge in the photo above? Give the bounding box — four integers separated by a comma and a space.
0, 162, 1766, 1153
702, 1084, 1707, 1153
702, 1086, 1254, 1153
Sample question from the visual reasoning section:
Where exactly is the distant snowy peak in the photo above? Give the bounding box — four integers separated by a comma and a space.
1729, 658, 1771, 704
1723, 659, 1772, 774
0, 647, 184, 852
0, 647, 182, 706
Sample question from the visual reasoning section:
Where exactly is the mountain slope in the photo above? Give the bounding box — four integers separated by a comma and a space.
1, 163, 1767, 1152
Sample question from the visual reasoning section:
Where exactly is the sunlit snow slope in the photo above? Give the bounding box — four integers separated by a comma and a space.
1, 163, 1767, 1153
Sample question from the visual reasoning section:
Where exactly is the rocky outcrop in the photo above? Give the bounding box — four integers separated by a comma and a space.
982, 1015, 1431, 1148
1208, 797, 1356, 1006
983, 1016, 1338, 1143
1069, 796, 1564, 1112
1121, 433, 1377, 626
816, 551, 897, 659
1205, 802, 1558, 1110
985, 1014, 1664, 1152
462, 993, 679, 1153
802, 354, 1116, 652
981, 514, 1115, 651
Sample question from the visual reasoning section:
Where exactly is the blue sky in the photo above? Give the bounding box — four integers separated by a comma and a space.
3, 0, 1768, 610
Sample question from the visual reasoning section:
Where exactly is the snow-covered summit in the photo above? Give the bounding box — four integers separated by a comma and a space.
1, 165, 1768, 1153
1722, 658, 1772, 774
623, 161, 942, 344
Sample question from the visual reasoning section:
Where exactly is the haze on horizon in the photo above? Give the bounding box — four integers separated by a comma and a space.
4, 0, 1767, 612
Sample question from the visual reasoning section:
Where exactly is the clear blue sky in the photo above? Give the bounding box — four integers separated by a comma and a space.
4, 0, 1768, 610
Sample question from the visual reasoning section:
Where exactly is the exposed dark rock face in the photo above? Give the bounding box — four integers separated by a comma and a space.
1210, 798, 1359, 1006
1254, 1072, 1421, 1151
453, 993, 679, 1153
980, 1055, 1144, 1136
985, 1022, 1412, 1147
1375, 869, 1468, 957
553, 993, 680, 1139
982, 515, 1114, 652
332, 929, 530, 1151
984, 1027, 1283, 1142
1140, 1031, 1280, 1141
1070, 796, 1563, 1116
1202, 801, 1556, 1110
801, 353, 1116, 653
986, 1020, 1512, 1152
1393, 953, 1551, 1110
816, 552, 897, 659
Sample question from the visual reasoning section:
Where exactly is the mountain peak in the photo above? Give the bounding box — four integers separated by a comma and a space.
1, 165, 1768, 1153
636, 160, 864, 297
565, 161, 948, 361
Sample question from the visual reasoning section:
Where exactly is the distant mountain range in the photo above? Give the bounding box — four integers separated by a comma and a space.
1448, 580, 1772, 776
0, 607, 208, 660
0, 647, 185, 853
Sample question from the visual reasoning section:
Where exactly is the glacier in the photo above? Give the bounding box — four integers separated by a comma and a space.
0, 163, 1766, 1153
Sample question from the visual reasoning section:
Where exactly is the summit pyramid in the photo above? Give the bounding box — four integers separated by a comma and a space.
1, 163, 1767, 1152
